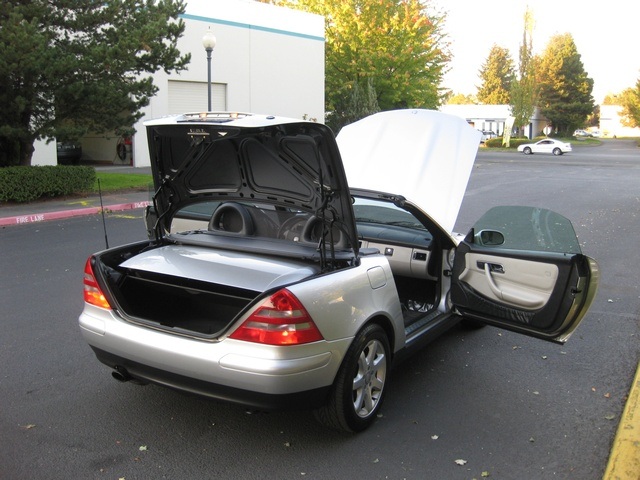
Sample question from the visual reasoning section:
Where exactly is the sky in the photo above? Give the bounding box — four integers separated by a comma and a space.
429, 0, 639, 103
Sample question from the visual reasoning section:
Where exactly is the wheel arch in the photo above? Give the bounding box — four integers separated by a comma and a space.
360, 314, 396, 362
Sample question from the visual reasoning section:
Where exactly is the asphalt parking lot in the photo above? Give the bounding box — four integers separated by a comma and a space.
1, 140, 638, 479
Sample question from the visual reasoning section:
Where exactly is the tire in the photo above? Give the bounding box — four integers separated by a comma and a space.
117, 142, 127, 161
523, 147, 532, 155
314, 324, 390, 433
552, 147, 562, 156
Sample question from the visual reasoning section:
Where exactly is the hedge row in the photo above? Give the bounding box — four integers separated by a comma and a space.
0, 166, 96, 203
483, 137, 535, 148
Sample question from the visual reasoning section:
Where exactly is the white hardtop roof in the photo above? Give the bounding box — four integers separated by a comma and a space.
337, 109, 481, 234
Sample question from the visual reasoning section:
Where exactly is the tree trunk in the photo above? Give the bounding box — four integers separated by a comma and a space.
19, 138, 35, 166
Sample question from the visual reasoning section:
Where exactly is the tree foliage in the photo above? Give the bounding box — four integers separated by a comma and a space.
264, 0, 449, 132
477, 44, 514, 105
327, 77, 380, 132
446, 93, 477, 105
0, 0, 190, 166
617, 80, 640, 128
602, 93, 623, 105
509, 7, 537, 136
536, 33, 594, 136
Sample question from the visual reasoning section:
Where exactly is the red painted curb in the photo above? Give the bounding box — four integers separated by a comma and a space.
0, 201, 151, 227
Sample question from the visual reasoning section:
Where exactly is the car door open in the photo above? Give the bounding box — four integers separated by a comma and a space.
451, 206, 599, 343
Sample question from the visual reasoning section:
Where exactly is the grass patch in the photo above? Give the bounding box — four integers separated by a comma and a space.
94, 172, 152, 193
571, 137, 601, 144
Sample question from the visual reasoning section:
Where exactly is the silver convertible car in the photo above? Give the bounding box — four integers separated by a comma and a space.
79, 110, 598, 432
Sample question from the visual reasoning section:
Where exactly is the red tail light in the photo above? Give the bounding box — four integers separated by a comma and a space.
83, 257, 111, 309
229, 289, 323, 345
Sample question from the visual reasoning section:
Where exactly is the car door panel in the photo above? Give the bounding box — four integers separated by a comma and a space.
457, 253, 558, 310
450, 206, 599, 343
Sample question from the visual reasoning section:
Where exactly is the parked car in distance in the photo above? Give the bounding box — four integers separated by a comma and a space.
573, 129, 591, 138
479, 130, 497, 143
56, 141, 82, 165
79, 110, 598, 432
517, 138, 572, 156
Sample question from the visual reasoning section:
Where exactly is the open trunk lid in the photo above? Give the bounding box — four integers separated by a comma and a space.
144, 112, 358, 254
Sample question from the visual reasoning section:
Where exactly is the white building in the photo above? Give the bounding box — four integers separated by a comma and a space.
33, 0, 325, 167
439, 104, 549, 139
599, 105, 640, 138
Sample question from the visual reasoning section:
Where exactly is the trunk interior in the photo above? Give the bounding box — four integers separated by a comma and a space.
96, 244, 262, 337
113, 271, 259, 335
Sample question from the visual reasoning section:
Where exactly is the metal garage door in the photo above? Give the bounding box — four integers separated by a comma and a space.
168, 80, 227, 114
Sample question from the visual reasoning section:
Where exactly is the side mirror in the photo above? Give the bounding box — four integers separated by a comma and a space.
475, 229, 505, 246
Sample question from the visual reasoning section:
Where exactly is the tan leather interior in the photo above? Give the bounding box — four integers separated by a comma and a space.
458, 253, 558, 310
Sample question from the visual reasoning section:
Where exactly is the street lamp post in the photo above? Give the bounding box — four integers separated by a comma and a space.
202, 27, 217, 111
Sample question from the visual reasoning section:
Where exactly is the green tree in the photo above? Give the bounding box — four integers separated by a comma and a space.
327, 77, 380, 133
509, 7, 537, 138
0, 0, 190, 166
477, 44, 515, 104
446, 93, 477, 105
264, 0, 449, 132
602, 93, 622, 105
536, 33, 594, 136
617, 80, 640, 127
586, 104, 599, 128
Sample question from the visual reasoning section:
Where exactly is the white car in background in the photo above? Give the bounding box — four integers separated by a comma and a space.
518, 138, 572, 156
573, 129, 591, 138
479, 130, 497, 143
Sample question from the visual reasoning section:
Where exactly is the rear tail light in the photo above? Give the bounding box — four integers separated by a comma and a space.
229, 289, 323, 345
83, 257, 111, 309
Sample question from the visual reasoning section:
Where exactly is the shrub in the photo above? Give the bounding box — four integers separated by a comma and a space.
0, 166, 96, 203
484, 137, 539, 149
484, 137, 503, 148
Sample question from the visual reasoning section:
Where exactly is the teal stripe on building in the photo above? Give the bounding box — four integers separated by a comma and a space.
180, 13, 325, 42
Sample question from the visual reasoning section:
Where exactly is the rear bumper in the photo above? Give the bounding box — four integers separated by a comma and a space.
91, 347, 331, 410
79, 305, 349, 409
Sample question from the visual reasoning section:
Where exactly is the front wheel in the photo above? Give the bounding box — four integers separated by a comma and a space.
552, 147, 562, 156
314, 324, 390, 432
523, 147, 532, 155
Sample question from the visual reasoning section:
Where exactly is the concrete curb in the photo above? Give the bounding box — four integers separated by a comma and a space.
0, 200, 151, 227
603, 361, 640, 480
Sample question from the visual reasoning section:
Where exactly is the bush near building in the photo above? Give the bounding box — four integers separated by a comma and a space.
0, 166, 95, 203
484, 137, 532, 148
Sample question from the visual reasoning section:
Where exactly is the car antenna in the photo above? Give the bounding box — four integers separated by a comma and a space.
97, 178, 109, 249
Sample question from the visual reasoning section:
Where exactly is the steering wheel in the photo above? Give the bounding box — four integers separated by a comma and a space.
301, 216, 346, 248
277, 215, 309, 241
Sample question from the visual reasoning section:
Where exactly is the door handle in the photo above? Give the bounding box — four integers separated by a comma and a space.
481, 261, 545, 309
482, 262, 503, 298
477, 261, 504, 274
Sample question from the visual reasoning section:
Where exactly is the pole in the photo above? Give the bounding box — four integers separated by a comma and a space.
206, 48, 212, 111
